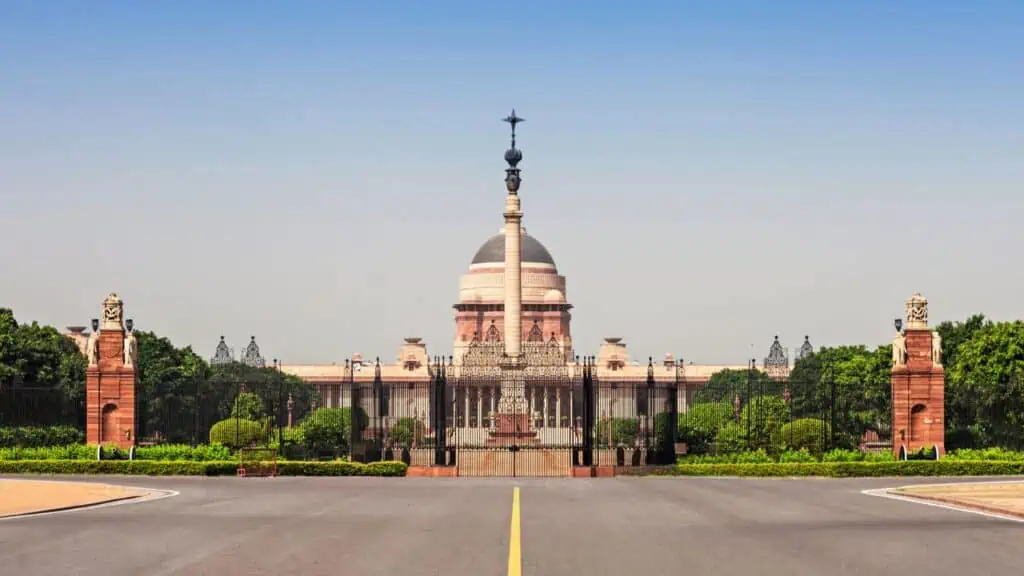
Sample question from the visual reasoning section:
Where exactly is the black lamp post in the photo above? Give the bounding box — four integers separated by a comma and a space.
91, 318, 99, 332
126, 318, 134, 332
894, 318, 903, 333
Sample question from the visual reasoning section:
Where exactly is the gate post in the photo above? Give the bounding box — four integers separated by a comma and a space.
646, 358, 655, 465
434, 357, 447, 466
665, 359, 679, 465
346, 360, 359, 462
373, 358, 384, 462
582, 357, 594, 467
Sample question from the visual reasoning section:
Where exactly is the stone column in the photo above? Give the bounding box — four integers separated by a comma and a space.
891, 292, 946, 458
477, 388, 484, 428
85, 293, 137, 449
504, 197, 523, 358
556, 387, 562, 428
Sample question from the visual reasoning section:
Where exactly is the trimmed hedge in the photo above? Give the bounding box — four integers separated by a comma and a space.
0, 459, 408, 477
0, 426, 84, 448
672, 460, 1024, 477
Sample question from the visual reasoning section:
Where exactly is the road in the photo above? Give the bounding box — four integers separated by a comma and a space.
0, 476, 1021, 575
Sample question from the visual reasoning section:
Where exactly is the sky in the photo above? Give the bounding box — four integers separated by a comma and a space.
1, 1, 1022, 365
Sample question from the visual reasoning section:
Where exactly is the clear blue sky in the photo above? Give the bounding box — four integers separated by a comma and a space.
2, 1, 1022, 365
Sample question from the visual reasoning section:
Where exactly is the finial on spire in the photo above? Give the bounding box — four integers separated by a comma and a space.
502, 109, 524, 192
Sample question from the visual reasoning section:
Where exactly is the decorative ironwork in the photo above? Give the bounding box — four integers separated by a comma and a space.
798, 335, 814, 360
211, 336, 234, 366
763, 335, 789, 378
241, 336, 265, 368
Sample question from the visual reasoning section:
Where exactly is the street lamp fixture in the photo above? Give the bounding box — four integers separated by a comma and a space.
894, 318, 903, 333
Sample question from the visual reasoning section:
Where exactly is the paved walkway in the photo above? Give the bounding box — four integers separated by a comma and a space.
0, 476, 1022, 575
0, 479, 149, 518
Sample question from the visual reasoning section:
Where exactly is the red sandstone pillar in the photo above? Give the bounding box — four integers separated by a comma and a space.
85, 294, 138, 449
891, 292, 945, 458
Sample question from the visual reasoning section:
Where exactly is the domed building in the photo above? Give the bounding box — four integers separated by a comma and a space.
453, 228, 572, 362
271, 112, 786, 474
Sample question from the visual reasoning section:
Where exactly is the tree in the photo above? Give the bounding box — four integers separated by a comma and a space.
0, 309, 86, 427
677, 402, 734, 454
788, 345, 891, 446
740, 395, 791, 450
134, 331, 210, 443
945, 321, 1024, 449
231, 392, 266, 421
699, 368, 775, 404
936, 314, 990, 373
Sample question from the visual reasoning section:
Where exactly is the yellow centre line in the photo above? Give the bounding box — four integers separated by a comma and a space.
508, 486, 522, 576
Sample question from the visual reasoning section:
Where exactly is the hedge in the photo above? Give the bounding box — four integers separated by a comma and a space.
671, 460, 1024, 477
0, 426, 84, 448
0, 460, 408, 477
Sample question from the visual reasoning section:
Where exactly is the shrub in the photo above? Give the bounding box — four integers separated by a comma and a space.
653, 412, 675, 446
389, 417, 426, 447
209, 418, 268, 450
596, 418, 639, 447
231, 392, 266, 421
713, 422, 747, 453
0, 459, 408, 476
672, 460, 1024, 477
134, 444, 233, 461
945, 448, 1024, 461
778, 448, 816, 463
0, 426, 84, 448
777, 418, 831, 455
300, 407, 353, 455
0, 444, 95, 461
678, 403, 733, 454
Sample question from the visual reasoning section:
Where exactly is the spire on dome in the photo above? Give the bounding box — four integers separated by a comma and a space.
502, 109, 523, 193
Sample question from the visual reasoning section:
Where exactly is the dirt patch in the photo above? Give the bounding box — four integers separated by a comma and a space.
895, 482, 1024, 518
0, 479, 150, 518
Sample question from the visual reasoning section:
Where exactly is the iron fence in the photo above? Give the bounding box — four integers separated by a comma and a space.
5, 369, 1024, 462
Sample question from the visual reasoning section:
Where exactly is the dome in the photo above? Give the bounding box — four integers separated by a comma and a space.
471, 232, 556, 267
544, 289, 565, 303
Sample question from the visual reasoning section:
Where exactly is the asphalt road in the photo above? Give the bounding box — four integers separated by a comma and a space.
1, 476, 1021, 576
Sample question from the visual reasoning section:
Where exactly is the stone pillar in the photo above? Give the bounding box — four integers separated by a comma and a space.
504, 197, 523, 358
85, 293, 138, 449
556, 387, 562, 428
891, 292, 945, 458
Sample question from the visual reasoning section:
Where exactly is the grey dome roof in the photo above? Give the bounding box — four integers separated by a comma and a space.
471, 233, 556, 267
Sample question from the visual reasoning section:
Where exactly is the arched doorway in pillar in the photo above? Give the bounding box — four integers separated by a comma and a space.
910, 404, 927, 444
101, 403, 120, 445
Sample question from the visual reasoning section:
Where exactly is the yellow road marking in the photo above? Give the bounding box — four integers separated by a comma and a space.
508, 486, 522, 576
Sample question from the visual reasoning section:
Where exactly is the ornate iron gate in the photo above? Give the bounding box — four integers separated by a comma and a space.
446, 340, 589, 477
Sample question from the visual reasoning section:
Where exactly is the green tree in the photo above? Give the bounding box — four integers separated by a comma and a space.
946, 321, 1024, 449
134, 331, 210, 443
740, 395, 791, 451
699, 368, 775, 404
788, 345, 890, 446
936, 314, 990, 373
677, 402, 733, 454
0, 310, 86, 427
231, 392, 265, 421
